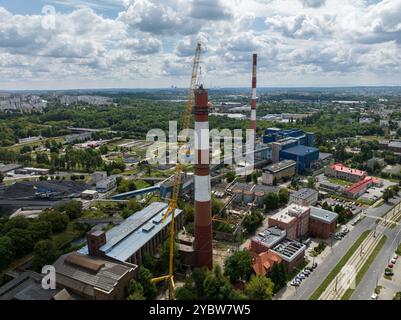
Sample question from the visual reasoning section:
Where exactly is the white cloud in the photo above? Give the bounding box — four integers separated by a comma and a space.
0, 0, 401, 89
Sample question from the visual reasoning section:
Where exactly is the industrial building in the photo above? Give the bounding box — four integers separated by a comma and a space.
309, 207, 338, 239
0, 271, 68, 300
262, 160, 296, 185
79, 202, 183, 266
14, 167, 50, 175
229, 182, 278, 206
250, 226, 286, 254
96, 176, 117, 193
54, 252, 136, 300
0, 163, 23, 174
271, 239, 307, 272
289, 188, 318, 206
325, 163, 367, 182
249, 225, 306, 273
279, 145, 320, 174
268, 205, 310, 241
263, 128, 314, 147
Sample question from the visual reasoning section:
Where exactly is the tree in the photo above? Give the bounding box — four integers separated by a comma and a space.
244, 275, 274, 300
278, 188, 289, 206
264, 192, 279, 211
126, 280, 146, 300
6, 228, 33, 257
226, 172, 236, 183
183, 203, 195, 225
56, 201, 83, 220
224, 249, 253, 283
243, 210, 264, 234
307, 177, 316, 189
270, 263, 287, 293
28, 221, 52, 241
0, 236, 14, 269
40, 212, 69, 233
2, 216, 29, 233
203, 265, 235, 300
0, 172, 4, 183
32, 240, 58, 270
138, 267, 158, 300
127, 199, 142, 213
212, 197, 224, 215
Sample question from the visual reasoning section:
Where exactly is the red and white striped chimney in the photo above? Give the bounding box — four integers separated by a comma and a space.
194, 86, 213, 270
250, 53, 257, 132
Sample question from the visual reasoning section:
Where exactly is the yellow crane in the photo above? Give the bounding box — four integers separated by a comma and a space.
151, 43, 202, 300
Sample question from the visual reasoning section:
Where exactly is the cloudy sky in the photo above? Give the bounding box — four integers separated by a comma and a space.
0, 0, 401, 89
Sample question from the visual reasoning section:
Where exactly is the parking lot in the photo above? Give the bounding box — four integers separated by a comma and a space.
375, 250, 401, 300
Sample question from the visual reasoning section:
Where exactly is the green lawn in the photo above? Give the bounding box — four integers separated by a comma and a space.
328, 178, 353, 187
309, 230, 371, 300
341, 235, 387, 300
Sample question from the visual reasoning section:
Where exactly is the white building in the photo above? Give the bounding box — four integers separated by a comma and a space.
289, 188, 318, 206
96, 176, 117, 193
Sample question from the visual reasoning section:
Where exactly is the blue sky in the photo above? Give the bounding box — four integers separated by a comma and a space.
0, 0, 400, 90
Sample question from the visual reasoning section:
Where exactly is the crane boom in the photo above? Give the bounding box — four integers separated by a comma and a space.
151, 43, 202, 300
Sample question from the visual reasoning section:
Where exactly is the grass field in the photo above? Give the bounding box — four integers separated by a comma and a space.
309, 230, 371, 300
328, 178, 353, 187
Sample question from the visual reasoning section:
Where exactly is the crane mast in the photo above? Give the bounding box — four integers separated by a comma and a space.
151, 43, 202, 300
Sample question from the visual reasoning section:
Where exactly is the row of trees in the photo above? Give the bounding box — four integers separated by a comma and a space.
0, 201, 84, 270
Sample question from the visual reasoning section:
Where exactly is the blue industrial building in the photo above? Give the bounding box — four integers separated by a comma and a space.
279, 145, 319, 173
263, 128, 315, 147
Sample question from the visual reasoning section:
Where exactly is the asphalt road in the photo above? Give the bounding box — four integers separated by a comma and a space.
284, 196, 401, 300
351, 214, 401, 300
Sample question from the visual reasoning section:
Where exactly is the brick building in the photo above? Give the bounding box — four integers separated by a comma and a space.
309, 207, 338, 239
268, 204, 310, 240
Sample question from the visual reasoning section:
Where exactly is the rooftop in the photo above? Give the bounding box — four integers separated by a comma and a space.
252, 251, 282, 277
271, 239, 306, 262
329, 163, 366, 176
0, 163, 23, 173
290, 188, 317, 200
270, 204, 309, 224
280, 145, 319, 156
79, 202, 182, 262
388, 141, 401, 149
253, 226, 286, 248
310, 206, 338, 224
0, 271, 62, 300
54, 252, 136, 296
263, 160, 296, 173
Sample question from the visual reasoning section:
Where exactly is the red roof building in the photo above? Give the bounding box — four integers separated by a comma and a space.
252, 251, 282, 277
325, 163, 367, 182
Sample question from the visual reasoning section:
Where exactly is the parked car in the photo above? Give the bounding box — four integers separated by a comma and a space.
303, 269, 311, 275
385, 270, 394, 276
388, 263, 394, 268
391, 258, 397, 264
370, 294, 378, 300
393, 254, 398, 260
312, 262, 318, 269
298, 274, 306, 280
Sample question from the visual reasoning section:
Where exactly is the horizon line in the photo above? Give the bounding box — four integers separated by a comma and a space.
2, 84, 401, 92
